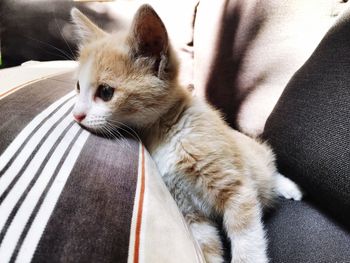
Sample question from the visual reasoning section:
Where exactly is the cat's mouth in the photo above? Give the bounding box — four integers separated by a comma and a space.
75, 121, 105, 135
75, 120, 130, 140
73, 121, 95, 132
76, 122, 97, 133
74, 116, 108, 132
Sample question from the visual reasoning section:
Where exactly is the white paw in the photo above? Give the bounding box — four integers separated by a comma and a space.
274, 173, 303, 201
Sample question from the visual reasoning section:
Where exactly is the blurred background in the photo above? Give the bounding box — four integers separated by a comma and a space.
0, 0, 197, 72
1, 0, 347, 136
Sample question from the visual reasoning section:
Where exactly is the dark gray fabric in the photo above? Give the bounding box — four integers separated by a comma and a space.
263, 8, 350, 222
0, 72, 75, 154
32, 135, 139, 263
265, 199, 350, 263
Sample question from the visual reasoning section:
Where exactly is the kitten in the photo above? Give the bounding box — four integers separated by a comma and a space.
71, 5, 302, 263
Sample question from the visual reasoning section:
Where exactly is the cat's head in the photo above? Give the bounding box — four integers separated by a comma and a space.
71, 4, 182, 133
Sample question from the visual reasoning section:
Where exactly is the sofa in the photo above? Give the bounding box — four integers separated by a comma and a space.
0, 0, 349, 262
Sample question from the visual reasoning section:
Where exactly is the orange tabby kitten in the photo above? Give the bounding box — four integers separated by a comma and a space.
71, 5, 302, 263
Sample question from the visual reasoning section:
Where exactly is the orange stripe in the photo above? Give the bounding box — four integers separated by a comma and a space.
0, 85, 25, 100
0, 75, 48, 99
0, 69, 74, 100
134, 144, 146, 263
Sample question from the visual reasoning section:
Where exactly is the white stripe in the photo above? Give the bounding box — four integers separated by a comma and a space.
0, 124, 81, 263
0, 98, 75, 197
15, 130, 89, 263
0, 91, 74, 171
0, 113, 74, 232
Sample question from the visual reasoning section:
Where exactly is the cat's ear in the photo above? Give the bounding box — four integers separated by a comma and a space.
71, 8, 105, 44
129, 4, 168, 59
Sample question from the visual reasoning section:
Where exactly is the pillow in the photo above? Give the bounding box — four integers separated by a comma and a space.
0, 66, 204, 262
193, 0, 349, 137
263, 8, 350, 223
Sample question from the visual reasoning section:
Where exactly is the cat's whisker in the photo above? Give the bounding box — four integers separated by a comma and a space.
104, 123, 127, 146
100, 129, 108, 140
100, 126, 110, 140
108, 124, 135, 152
104, 122, 125, 141
107, 126, 121, 140
107, 119, 142, 143
54, 16, 76, 60
106, 121, 135, 139
106, 122, 141, 145
102, 126, 122, 147
34, 46, 72, 61
104, 123, 132, 152
24, 35, 75, 61
99, 126, 111, 139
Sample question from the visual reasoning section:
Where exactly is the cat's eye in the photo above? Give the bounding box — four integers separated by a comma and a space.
76, 82, 80, 92
96, 84, 114, 102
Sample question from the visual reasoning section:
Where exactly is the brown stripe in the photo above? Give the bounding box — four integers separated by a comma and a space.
134, 144, 146, 263
0, 86, 22, 100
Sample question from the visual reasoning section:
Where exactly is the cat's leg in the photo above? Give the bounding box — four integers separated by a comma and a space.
274, 172, 302, 201
222, 186, 268, 263
186, 215, 224, 263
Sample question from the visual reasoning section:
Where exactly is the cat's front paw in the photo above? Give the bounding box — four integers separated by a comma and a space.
275, 173, 303, 201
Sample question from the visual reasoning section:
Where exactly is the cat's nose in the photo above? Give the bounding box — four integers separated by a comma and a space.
73, 113, 86, 122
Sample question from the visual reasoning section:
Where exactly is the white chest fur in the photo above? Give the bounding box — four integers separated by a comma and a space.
148, 104, 214, 217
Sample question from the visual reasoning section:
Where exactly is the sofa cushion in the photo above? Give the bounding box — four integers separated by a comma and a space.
263, 8, 350, 222
193, 0, 349, 136
0, 65, 204, 262
265, 199, 350, 263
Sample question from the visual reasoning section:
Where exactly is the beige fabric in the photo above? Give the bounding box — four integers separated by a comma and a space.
128, 144, 205, 263
194, 0, 350, 136
0, 61, 77, 98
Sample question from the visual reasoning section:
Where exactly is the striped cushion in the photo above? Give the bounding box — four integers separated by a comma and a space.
0, 63, 204, 263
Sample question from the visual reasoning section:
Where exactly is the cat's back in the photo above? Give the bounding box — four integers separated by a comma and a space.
152, 95, 275, 178
151, 97, 246, 174
185, 97, 274, 160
